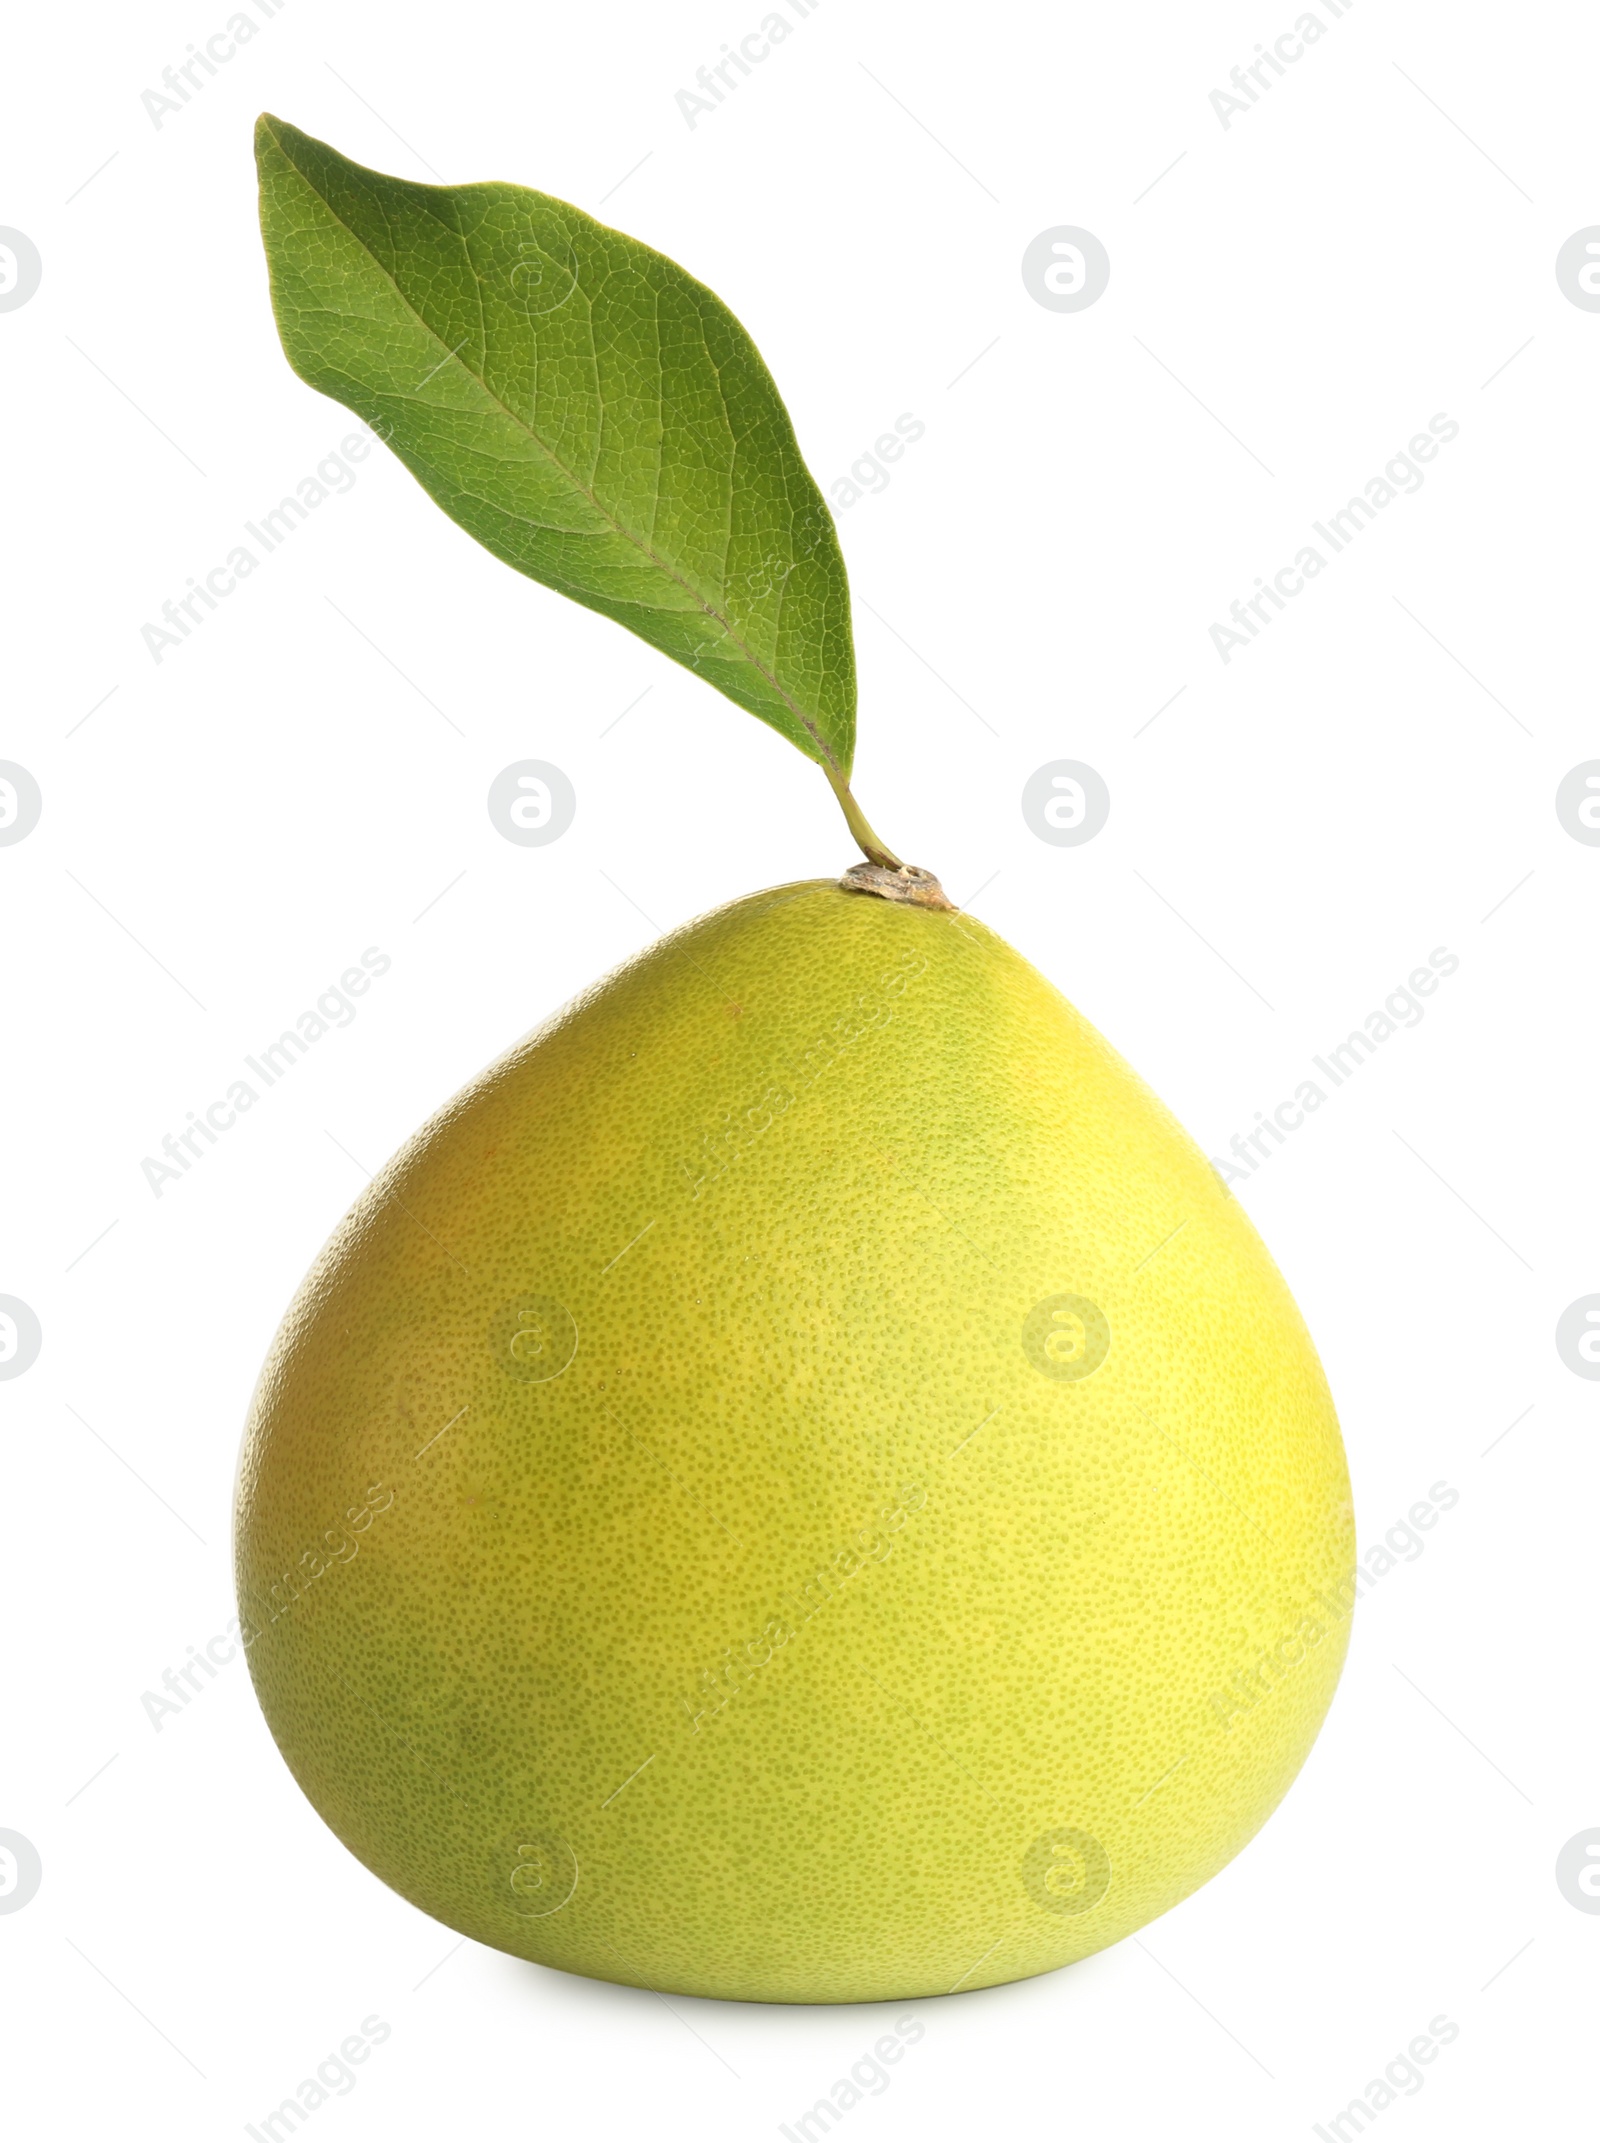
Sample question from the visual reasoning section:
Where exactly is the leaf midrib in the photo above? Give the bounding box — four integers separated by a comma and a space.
268, 120, 840, 772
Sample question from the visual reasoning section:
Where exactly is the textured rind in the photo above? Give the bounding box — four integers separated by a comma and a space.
235, 882, 1354, 2003
255, 116, 856, 776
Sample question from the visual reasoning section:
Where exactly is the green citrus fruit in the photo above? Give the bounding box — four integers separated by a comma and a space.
235, 879, 1352, 2001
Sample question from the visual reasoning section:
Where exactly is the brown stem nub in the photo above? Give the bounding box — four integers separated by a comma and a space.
820, 761, 949, 906
839, 861, 954, 910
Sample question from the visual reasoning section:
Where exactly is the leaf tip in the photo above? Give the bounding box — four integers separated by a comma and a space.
254, 111, 312, 173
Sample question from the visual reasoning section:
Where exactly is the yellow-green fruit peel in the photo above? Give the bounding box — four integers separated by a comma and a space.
235, 881, 1353, 2002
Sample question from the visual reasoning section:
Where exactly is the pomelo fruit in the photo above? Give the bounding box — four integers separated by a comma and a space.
235, 874, 1352, 2002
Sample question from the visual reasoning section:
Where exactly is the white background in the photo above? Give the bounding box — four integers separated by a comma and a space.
2, 0, 1595, 2135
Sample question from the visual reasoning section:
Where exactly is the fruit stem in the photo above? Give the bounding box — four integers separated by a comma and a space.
822, 762, 903, 869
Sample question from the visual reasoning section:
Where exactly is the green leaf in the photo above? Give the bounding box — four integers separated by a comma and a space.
254, 115, 855, 778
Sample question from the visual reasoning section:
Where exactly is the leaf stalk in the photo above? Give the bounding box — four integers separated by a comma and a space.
822, 762, 903, 869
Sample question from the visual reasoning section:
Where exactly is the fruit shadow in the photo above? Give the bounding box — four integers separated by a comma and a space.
491, 1938, 1123, 2039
